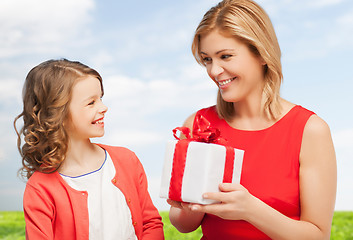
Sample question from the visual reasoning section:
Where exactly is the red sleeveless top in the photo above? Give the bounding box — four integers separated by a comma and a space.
195, 105, 315, 240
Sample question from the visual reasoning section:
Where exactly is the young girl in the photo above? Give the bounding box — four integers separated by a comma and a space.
14, 59, 164, 240
168, 0, 337, 239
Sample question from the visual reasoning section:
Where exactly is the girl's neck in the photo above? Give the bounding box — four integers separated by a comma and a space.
59, 139, 105, 177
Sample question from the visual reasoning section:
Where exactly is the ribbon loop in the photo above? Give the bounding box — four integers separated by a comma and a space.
172, 114, 227, 144
172, 127, 191, 140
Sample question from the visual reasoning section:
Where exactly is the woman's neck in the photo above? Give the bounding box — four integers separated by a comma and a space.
229, 98, 293, 131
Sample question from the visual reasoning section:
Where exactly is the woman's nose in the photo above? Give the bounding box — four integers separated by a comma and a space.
208, 61, 224, 78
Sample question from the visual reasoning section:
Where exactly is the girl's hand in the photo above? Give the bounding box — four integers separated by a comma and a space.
189, 183, 255, 221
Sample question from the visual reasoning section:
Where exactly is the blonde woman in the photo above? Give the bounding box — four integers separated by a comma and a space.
168, 0, 336, 239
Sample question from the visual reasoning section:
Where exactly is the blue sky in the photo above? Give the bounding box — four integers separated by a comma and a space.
1, 0, 352, 211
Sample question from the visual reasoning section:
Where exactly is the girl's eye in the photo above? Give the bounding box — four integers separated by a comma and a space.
88, 100, 95, 105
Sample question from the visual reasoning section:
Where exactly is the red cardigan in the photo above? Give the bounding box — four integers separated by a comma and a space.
23, 144, 164, 240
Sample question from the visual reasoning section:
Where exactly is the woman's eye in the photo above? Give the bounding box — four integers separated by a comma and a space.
221, 54, 232, 60
202, 57, 212, 63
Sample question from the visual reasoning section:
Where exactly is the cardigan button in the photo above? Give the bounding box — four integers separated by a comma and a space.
133, 222, 137, 226
128, 198, 131, 203
112, 178, 116, 183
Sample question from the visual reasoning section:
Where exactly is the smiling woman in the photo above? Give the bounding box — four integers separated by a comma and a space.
167, 0, 337, 239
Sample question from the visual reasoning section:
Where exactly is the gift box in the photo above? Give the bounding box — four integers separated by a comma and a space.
159, 115, 244, 204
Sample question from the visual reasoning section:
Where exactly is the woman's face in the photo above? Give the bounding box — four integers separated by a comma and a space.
199, 30, 266, 104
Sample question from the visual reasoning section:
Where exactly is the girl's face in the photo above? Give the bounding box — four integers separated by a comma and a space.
66, 75, 108, 141
200, 30, 266, 104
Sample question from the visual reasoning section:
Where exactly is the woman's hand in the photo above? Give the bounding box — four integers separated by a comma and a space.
167, 199, 205, 233
167, 199, 193, 211
189, 183, 256, 221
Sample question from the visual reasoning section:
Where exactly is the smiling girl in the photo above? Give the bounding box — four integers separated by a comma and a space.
14, 59, 164, 240
168, 0, 337, 239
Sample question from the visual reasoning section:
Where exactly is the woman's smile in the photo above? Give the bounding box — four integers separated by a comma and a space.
217, 77, 237, 88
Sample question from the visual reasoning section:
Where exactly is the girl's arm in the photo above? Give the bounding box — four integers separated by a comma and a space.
23, 183, 55, 239
168, 112, 206, 233
189, 115, 337, 240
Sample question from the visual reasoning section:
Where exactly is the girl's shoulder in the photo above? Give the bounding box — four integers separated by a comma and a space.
96, 144, 142, 167
26, 170, 62, 195
97, 144, 136, 158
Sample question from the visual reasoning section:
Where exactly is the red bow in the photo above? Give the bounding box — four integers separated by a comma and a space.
172, 114, 227, 144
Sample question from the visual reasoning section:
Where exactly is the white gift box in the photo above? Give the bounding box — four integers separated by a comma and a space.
160, 140, 244, 204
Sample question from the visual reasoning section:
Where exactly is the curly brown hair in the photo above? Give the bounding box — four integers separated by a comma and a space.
14, 59, 103, 179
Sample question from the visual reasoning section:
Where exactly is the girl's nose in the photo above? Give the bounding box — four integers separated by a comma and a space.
100, 102, 108, 114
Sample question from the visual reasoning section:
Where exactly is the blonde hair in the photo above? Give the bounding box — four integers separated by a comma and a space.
192, 0, 283, 121
14, 59, 103, 179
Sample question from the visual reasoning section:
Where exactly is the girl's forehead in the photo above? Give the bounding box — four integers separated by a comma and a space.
71, 76, 102, 97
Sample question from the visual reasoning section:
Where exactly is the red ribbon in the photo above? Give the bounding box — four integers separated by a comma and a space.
168, 115, 235, 202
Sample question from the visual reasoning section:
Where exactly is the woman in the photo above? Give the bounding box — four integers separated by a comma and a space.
168, 0, 337, 239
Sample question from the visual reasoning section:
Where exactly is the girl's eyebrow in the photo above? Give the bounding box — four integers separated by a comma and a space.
82, 94, 100, 102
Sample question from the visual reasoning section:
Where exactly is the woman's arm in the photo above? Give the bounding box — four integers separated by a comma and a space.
189, 115, 337, 239
168, 112, 206, 233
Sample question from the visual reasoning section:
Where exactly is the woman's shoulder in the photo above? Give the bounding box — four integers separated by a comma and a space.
303, 114, 331, 139
279, 100, 315, 124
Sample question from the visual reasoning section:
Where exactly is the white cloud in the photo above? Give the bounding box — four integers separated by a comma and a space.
97, 129, 164, 147
333, 128, 353, 149
332, 128, 353, 211
0, 148, 4, 163
0, 79, 22, 104
102, 69, 214, 119
0, 0, 94, 58
306, 0, 345, 8
147, 175, 170, 211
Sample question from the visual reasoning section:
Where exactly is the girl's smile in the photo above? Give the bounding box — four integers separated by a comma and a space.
92, 117, 105, 126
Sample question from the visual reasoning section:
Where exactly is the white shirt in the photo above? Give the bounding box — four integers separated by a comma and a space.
60, 151, 137, 240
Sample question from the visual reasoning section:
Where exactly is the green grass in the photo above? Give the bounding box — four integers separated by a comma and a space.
0, 211, 352, 239
0, 212, 25, 240
331, 211, 353, 239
